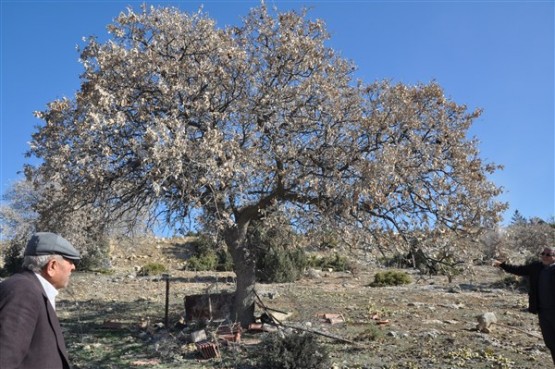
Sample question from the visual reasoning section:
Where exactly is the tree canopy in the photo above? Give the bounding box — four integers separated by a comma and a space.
27, 4, 505, 324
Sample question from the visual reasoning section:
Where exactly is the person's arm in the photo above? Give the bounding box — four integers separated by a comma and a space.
493, 260, 532, 277
0, 282, 40, 369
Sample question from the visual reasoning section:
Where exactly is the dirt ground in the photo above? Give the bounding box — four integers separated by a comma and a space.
56, 238, 552, 369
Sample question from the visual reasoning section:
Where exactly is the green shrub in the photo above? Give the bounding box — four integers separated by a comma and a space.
381, 249, 462, 279
370, 270, 412, 287
245, 219, 307, 283
0, 240, 24, 276
184, 236, 233, 272
355, 324, 384, 342
78, 237, 111, 271
256, 246, 307, 283
307, 253, 352, 272
258, 332, 329, 369
138, 262, 167, 276
189, 236, 215, 256
89, 268, 114, 275
186, 253, 218, 271
215, 248, 234, 272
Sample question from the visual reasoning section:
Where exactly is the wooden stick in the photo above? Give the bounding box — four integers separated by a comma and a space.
253, 289, 362, 346
279, 321, 362, 346
254, 300, 289, 315
493, 322, 543, 339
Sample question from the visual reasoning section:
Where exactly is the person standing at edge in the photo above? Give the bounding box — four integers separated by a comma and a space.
0, 232, 80, 369
493, 247, 555, 365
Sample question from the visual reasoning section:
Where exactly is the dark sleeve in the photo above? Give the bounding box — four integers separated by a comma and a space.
0, 279, 41, 369
499, 262, 533, 277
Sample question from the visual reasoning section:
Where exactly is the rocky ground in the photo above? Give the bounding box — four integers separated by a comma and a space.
55, 238, 552, 369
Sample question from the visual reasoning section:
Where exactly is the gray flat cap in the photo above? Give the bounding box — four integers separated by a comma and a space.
24, 232, 81, 260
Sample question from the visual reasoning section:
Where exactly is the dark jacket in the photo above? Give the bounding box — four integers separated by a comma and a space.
0, 271, 71, 369
500, 261, 555, 314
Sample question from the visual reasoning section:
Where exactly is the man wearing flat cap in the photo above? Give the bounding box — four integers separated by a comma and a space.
0, 232, 80, 369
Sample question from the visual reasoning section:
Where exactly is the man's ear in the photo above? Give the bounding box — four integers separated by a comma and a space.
43, 257, 58, 277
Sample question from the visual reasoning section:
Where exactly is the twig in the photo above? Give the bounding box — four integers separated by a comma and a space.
493, 323, 543, 339
279, 321, 362, 346
254, 301, 288, 315
253, 289, 284, 325
253, 289, 362, 346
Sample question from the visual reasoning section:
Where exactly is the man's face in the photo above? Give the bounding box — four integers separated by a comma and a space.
43, 256, 76, 290
540, 248, 555, 266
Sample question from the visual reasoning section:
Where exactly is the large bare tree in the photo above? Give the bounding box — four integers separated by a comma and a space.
28, 4, 505, 325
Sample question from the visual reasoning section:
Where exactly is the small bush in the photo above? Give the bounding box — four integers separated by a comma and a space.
355, 324, 384, 342
215, 248, 234, 272
184, 236, 233, 272
307, 253, 352, 272
186, 253, 218, 271
0, 240, 24, 276
381, 252, 412, 269
491, 275, 528, 292
245, 219, 306, 283
78, 237, 112, 271
370, 270, 412, 287
382, 249, 462, 278
256, 246, 307, 283
258, 332, 329, 369
189, 236, 215, 256
138, 262, 167, 276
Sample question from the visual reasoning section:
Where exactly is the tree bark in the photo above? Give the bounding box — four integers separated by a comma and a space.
224, 224, 257, 327
232, 256, 256, 327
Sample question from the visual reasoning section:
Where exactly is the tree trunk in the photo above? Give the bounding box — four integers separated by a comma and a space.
232, 255, 256, 327
224, 224, 257, 327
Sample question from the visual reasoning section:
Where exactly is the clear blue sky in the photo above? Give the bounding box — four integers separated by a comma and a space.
1, 1, 553, 224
